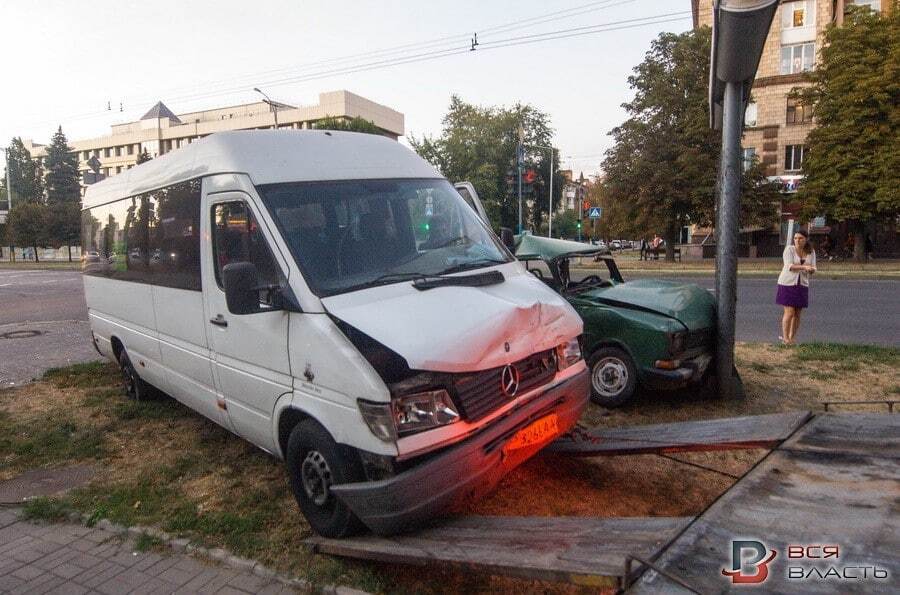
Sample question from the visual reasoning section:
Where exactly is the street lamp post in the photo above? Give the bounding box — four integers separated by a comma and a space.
253, 87, 280, 129
2, 146, 13, 261
709, 0, 777, 399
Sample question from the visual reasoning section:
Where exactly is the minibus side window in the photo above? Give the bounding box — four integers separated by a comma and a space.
211, 202, 282, 306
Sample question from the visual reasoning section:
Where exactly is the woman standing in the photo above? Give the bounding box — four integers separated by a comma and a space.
776, 229, 816, 344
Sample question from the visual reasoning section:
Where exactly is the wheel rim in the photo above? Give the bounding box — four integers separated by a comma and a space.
301, 450, 333, 507
592, 357, 629, 398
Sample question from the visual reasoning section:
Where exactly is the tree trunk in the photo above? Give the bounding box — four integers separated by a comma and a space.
664, 221, 679, 262
852, 220, 865, 262
67, 245, 72, 262
33, 244, 39, 263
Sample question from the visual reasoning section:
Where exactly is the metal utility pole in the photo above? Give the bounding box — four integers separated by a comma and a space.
253, 87, 280, 129
3, 147, 13, 261
709, 0, 777, 399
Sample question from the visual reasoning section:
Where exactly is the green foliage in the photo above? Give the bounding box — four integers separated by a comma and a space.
795, 6, 899, 258
313, 115, 382, 135
602, 27, 779, 260
46, 202, 81, 256
790, 342, 899, 367
3, 137, 43, 204
136, 148, 152, 164
5, 202, 49, 253
550, 210, 579, 239
43, 127, 81, 206
21, 497, 75, 522
409, 95, 561, 231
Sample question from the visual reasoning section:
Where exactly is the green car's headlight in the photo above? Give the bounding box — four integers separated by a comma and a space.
668, 331, 687, 355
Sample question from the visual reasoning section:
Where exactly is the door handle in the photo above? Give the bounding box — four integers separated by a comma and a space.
210, 314, 228, 327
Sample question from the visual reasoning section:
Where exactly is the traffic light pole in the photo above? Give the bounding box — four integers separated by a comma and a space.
715, 81, 743, 400
516, 143, 524, 234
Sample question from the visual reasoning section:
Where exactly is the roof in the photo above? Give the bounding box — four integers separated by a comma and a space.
83, 130, 441, 208
140, 101, 182, 123
514, 233, 606, 262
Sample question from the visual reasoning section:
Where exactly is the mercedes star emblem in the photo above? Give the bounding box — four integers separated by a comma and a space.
500, 364, 520, 397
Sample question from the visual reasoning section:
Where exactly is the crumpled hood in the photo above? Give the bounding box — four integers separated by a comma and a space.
583, 279, 715, 330
321, 264, 582, 373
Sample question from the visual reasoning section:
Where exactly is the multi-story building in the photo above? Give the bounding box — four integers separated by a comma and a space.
691, 0, 892, 256
23, 90, 404, 189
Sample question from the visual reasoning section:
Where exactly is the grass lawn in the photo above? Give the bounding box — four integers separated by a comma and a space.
1, 344, 898, 594
0, 261, 80, 270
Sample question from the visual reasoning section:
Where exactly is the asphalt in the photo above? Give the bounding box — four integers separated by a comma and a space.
0, 270, 897, 388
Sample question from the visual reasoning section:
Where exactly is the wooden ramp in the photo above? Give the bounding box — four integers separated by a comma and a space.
629, 413, 900, 593
546, 411, 812, 456
307, 516, 692, 588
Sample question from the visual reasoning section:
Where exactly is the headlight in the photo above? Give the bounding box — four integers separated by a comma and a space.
668, 331, 687, 355
358, 389, 460, 442
556, 337, 582, 369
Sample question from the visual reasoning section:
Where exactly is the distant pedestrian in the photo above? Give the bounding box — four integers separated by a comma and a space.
776, 228, 816, 345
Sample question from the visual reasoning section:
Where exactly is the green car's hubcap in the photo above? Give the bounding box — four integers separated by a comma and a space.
592, 357, 629, 397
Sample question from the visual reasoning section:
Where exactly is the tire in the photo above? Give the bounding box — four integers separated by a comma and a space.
588, 346, 637, 408
286, 419, 365, 538
118, 349, 151, 401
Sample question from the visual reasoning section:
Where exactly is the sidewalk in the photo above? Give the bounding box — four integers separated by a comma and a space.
0, 508, 298, 595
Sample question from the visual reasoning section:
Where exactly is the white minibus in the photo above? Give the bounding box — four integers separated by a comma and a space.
81, 130, 589, 537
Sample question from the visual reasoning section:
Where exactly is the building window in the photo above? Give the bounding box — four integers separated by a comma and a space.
115, 146, 122, 157
786, 97, 812, 125
744, 102, 758, 127
781, 42, 815, 74
852, 0, 881, 11
127, 144, 134, 155
104, 148, 111, 158
93, 150, 100, 158
785, 145, 806, 171
742, 148, 757, 172
82, 151, 89, 160
782, 1, 813, 28
116, 166, 122, 174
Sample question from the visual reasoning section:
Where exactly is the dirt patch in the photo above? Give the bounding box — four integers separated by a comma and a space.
0, 343, 896, 593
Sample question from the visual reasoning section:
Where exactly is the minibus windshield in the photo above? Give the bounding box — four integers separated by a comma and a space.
257, 178, 512, 297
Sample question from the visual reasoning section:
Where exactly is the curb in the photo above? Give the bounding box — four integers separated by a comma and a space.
53, 510, 371, 595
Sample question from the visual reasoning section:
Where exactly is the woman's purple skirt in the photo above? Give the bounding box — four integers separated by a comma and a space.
776, 283, 808, 308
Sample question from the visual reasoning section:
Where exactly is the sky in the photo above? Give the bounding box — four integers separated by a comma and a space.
1, 0, 697, 177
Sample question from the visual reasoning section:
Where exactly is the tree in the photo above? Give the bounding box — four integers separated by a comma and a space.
46, 202, 82, 262
409, 95, 560, 232
6, 202, 48, 261
43, 127, 81, 206
2, 137, 42, 204
313, 116, 383, 135
136, 148, 152, 164
602, 27, 778, 261
795, 6, 899, 261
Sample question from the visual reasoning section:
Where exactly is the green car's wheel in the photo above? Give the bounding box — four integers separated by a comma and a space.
588, 347, 637, 408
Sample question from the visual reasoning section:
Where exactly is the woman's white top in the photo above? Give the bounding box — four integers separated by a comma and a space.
777, 245, 816, 287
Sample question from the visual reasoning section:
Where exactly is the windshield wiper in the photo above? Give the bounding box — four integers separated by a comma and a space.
413, 270, 504, 291
435, 258, 508, 275
341, 272, 440, 293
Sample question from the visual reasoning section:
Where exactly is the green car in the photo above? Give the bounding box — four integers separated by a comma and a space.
514, 233, 716, 407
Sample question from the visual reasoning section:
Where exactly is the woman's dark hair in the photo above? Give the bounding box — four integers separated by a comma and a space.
793, 227, 812, 257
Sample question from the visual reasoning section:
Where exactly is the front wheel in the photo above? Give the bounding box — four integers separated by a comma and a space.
588, 347, 637, 408
286, 419, 365, 538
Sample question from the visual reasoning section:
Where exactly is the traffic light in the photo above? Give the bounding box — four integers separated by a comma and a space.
582, 199, 591, 212
576, 219, 582, 231
523, 168, 537, 197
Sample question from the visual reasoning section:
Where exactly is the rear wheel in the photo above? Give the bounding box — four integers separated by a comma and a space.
286, 419, 365, 538
588, 347, 637, 408
117, 349, 150, 401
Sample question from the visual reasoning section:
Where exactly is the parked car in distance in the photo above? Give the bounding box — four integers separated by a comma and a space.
609, 240, 622, 251
82, 132, 589, 538
514, 233, 717, 407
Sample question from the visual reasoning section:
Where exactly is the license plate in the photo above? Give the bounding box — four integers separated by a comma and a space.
503, 414, 560, 454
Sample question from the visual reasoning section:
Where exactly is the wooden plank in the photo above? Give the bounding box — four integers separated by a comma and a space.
630, 413, 900, 594
307, 516, 693, 588
546, 411, 812, 456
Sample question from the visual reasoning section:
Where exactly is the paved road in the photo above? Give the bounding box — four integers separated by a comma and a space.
578, 272, 900, 347
0, 270, 97, 386
0, 270, 897, 386
0, 508, 301, 594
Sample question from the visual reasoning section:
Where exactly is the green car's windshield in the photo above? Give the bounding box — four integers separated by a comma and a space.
257, 178, 511, 297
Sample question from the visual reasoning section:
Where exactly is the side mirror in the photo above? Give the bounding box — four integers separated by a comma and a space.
499, 227, 515, 251
223, 262, 261, 315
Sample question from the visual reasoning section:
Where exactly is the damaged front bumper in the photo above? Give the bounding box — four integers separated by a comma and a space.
330, 368, 590, 535
642, 353, 712, 390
